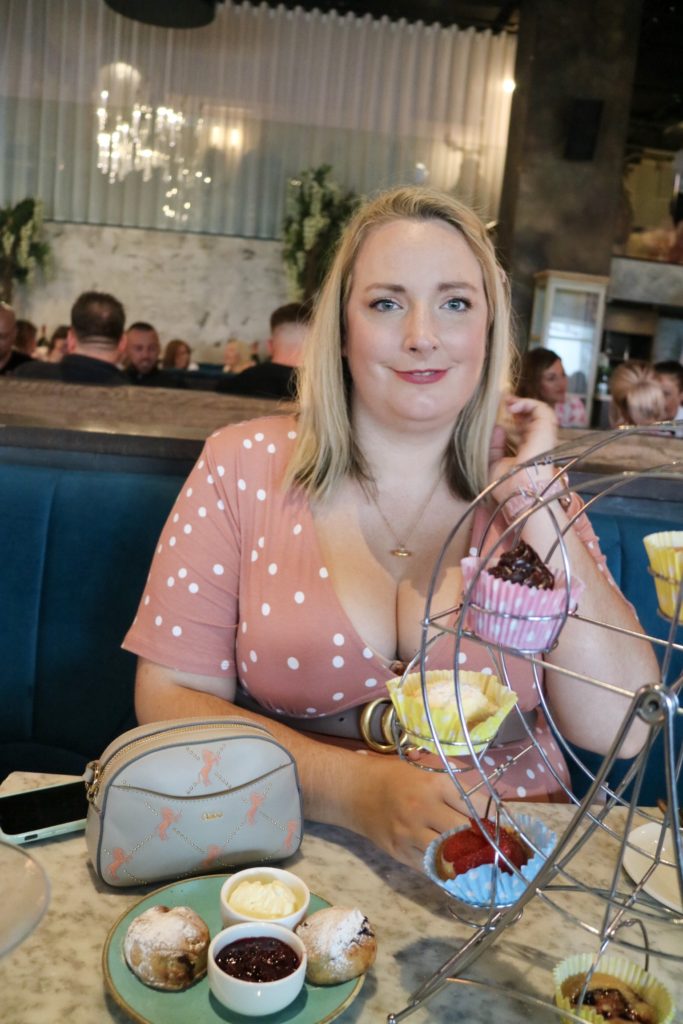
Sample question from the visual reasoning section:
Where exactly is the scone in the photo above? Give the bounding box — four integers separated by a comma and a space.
295, 907, 376, 985
123, 904, 210, 991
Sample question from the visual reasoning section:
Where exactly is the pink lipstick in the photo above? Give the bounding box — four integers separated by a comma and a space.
393, 369, 447, 384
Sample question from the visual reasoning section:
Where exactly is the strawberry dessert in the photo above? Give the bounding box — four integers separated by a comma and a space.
437, 817, 531, 881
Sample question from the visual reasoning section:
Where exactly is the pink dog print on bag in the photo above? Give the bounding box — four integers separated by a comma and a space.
199, 748, 220, 786
246, 792, 265, 825
283, 819, 299, 852
108, 847, 131, 879
201, 844, 222, 870
156, 806, 181, 840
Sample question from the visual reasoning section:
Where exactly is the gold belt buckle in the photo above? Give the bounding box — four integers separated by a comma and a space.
359, 697, 404, 754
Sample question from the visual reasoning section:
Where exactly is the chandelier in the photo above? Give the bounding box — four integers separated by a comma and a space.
94, 63, 212, 223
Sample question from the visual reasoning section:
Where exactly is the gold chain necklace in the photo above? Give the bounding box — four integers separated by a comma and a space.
368, 478, 441, 558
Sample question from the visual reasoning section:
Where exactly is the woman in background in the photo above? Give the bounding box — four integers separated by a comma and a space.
222, 337, 254, 374
517, 348, 586, 427
162, 339, 198, 371
608, 359, 667, 427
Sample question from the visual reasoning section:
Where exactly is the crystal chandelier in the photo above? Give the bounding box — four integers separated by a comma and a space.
94, 63, 212, 223
96, 94, 187, 184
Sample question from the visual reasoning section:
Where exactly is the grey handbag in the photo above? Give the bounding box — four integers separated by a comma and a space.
84, 717, 303, 887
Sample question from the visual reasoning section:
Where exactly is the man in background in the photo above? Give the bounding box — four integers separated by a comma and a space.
0, 302, 33, 374
123, 322, 184, 388
14, 319, 38, 357
216, 302, 310, 400
14, 291, 127, 385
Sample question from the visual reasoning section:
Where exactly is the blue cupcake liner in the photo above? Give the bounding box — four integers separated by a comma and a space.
424, 812, 556, 907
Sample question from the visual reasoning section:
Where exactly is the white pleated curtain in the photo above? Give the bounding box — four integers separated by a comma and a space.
0, 0, 516, 238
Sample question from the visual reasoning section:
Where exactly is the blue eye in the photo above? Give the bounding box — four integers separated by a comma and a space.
370, 298, 400, 312
443, 297, 470, 311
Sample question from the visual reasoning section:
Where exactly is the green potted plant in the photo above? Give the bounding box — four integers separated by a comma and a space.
0, 197, 51, 304
282, 165, 359, 302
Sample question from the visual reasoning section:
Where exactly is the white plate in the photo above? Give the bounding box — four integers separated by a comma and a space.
622, 822, 683, 913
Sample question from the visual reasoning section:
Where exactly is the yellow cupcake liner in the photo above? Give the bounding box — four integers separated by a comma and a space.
553, 953, 674, 1024
386, 669, 518, 756
643, 531, 683, 623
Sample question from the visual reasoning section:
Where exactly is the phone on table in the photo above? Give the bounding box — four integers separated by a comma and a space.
0, 779, 89, 844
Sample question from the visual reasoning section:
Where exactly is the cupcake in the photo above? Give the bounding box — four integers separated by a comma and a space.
386, 668, 518, 755
461, 541, 585, 653
643, 531, 683, 623
553, 953, 674, 1024
424, 812, 555, 907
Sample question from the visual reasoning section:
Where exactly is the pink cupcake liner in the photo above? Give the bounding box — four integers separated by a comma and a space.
461, 556, 585, 654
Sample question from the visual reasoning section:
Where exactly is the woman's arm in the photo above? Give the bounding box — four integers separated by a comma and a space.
491, 398, 657, 758
135, 657, 472, 873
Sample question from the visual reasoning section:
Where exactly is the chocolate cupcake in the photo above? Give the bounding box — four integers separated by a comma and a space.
461, 543, 584, 654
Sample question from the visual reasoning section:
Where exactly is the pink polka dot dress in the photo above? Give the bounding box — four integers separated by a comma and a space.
124, 414, 614, 803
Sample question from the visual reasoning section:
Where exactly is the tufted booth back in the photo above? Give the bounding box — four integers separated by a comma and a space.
0, 464, 183, 779
0, 463, 680, 803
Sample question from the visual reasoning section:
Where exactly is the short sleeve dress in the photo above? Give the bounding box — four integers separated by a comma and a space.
123, 414, 614, 803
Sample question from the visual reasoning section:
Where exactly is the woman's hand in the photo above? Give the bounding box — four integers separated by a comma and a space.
353, 754, 483, 873
489, 396, 559, 505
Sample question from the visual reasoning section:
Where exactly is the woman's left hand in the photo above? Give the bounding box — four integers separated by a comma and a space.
489, 396, 558, 504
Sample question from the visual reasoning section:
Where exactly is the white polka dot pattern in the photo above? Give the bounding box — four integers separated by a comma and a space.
123, 415, 582, 800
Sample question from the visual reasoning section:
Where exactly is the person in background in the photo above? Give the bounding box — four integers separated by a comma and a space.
608, 360, 667, 427
216, 303, 310, 400
14, 292, 128, 385
654, 361, 683, 421
125, 186, 654, 872
222, 337, 254, 375
0, 303, 33, 374
162, 338, 198, 372
14, 319, 38, 357
46, 325, 70, 363
517, 347, 586, 427
123, 322, 185, 388
654, 360, 683, 436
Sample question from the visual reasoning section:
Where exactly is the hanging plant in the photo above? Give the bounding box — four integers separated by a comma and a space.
282, 165, 359, 302
0, 198, 52, 304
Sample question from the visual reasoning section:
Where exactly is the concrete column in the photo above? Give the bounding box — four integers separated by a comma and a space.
496, 0, 643, 345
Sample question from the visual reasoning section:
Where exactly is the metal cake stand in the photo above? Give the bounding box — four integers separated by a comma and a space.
386, 425, 682, 1023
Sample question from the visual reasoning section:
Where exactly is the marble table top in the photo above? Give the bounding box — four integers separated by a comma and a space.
1, 773, 680, 1024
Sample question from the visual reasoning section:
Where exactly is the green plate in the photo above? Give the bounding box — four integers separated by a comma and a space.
103, 875, 364, 1024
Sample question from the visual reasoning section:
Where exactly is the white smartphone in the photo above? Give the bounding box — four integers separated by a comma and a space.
0, 780, 89, 844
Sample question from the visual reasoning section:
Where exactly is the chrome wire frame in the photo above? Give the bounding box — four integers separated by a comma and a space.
387, 426, 683, 1023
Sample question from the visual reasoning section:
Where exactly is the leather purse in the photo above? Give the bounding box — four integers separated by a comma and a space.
84, 717, 303, 888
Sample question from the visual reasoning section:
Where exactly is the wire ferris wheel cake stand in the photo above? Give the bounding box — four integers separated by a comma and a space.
385, 425, 683, 1024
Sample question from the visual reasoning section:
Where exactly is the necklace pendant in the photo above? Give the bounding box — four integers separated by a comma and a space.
390, 545, 412, 558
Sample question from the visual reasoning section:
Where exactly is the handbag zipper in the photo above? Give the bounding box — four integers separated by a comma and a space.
85, 719, 272, 804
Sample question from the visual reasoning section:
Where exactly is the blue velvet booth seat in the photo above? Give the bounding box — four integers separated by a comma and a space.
568, 509, 683, 805
1, 464, 183, 780
1, 458, 680, 803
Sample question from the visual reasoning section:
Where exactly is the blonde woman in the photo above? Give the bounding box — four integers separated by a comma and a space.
125, 187, 654, 872
222, 337, 254, 374
608, 360, 667, 427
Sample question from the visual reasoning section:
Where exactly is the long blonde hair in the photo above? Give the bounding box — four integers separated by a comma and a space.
287, 186, 514, 501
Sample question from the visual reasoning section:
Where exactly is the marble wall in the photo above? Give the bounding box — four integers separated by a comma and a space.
12, 222, 288, 363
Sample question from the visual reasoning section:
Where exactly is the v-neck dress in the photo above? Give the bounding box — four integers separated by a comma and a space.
123, 414, 614, 803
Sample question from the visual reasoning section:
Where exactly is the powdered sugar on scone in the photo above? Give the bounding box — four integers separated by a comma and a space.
296, 906, 376, 985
